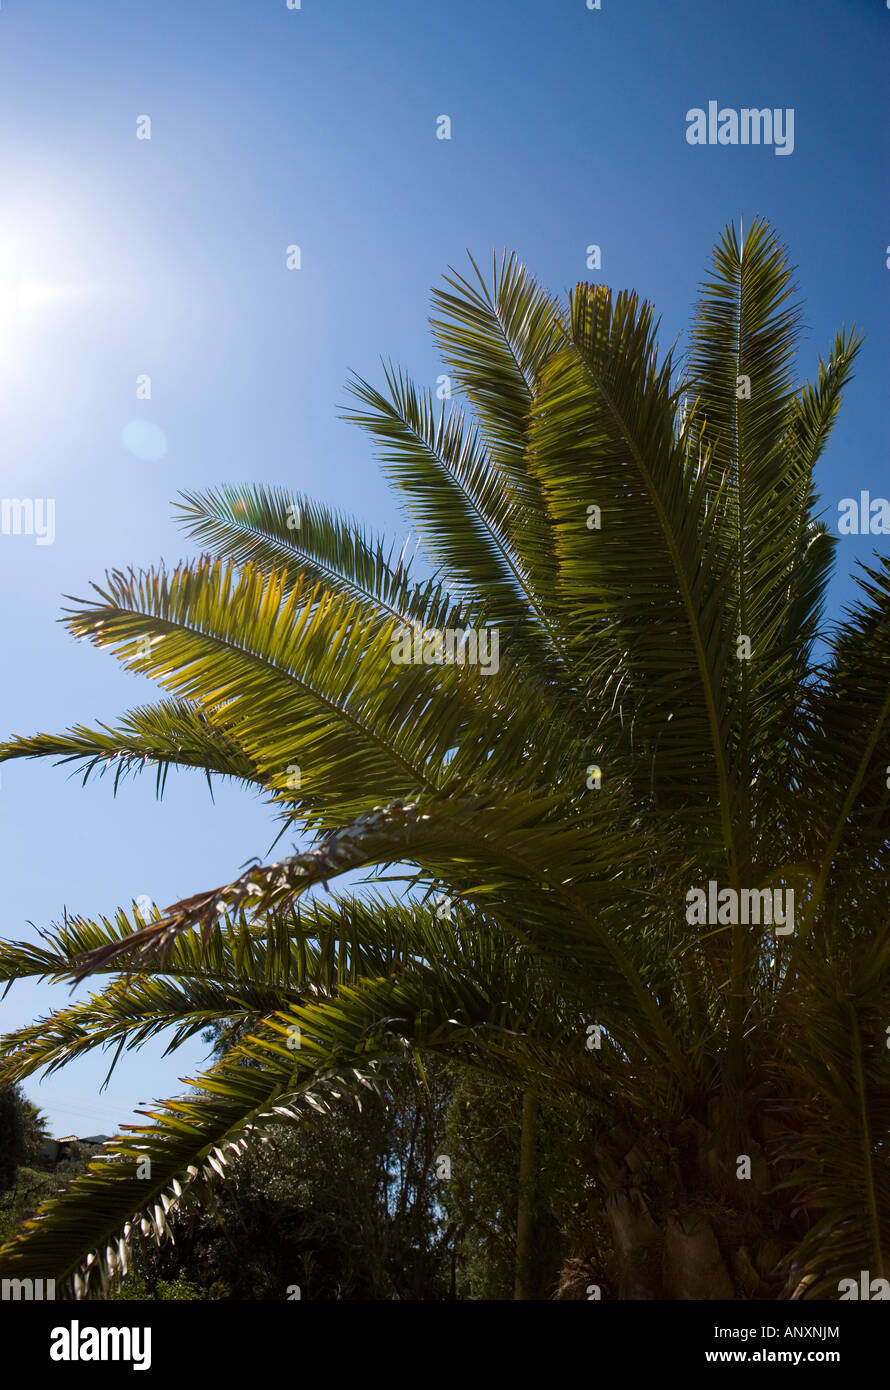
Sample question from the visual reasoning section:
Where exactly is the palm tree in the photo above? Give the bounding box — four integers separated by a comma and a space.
0, 219, 887, 1299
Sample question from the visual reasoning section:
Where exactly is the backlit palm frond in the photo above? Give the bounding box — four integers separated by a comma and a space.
0, 698, 260, 799
685, 221, 807, 816
797, 555, 890, 920
430, 251, 566, 589
59, 559, 463, 823
750, 329, 863, 806
784, 328, 864, 478
0, 976, 277, 1089
174, 484, 462, 632
530, 280, 734, 837
60, 788, 695, 1091
345, 365, 572, 683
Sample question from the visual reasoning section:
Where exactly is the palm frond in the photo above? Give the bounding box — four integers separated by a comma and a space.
0, 698, 260, 798
430, 251, 565, 587
174, 484, 462, 630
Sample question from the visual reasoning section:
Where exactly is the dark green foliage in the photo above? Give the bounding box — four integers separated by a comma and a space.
104, 1057, 454, 1300
0, 1084, 46, 1190
443, 1072, 591, 1299
0, 1087, 27, 1191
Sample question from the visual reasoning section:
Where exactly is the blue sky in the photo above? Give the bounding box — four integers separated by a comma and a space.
0, 0, 886, 1135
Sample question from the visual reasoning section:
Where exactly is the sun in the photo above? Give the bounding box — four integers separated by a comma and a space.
0, 215, 92, 373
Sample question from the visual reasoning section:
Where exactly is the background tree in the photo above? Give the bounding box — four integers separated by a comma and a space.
118, 1043, 455, 1301
0, 1084, 28, 1192
0, 1083, 46, 1190
443, 1071, 588, 1300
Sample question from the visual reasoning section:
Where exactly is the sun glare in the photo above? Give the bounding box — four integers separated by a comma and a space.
0, 217, 93, 373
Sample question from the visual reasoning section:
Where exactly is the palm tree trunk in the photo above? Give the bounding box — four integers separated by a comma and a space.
557, 1115, 799, 1299
514, 1089, 537, 1299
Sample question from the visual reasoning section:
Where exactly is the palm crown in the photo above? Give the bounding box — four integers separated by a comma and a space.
0, 218, 887, 1299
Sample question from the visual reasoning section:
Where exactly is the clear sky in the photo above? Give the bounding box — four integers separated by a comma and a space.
0, 0, 886, 1135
